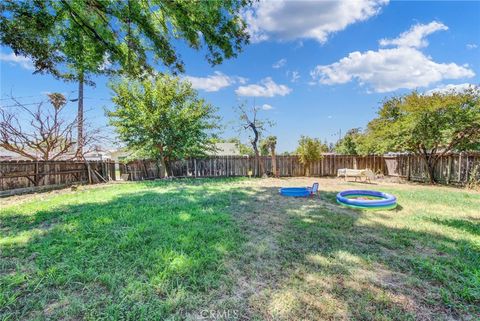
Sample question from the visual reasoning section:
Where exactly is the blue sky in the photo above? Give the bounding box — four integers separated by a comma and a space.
1, 0, 479, 152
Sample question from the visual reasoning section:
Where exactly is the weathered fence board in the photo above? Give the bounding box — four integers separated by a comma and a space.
119, 153, 480, 186
3, 153, 476, 194
0, 160, 116, 193
119, 155, 387, 180
385, 153, 480, 184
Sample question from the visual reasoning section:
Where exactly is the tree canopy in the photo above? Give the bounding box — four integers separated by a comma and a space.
334, 128, 362, 155
0, 0, 251, 80
108, 74, 219, 176
296, 136, 327, 176
260, 136, 277, 156
260, 135, 278, 176
360, 88, 480, 182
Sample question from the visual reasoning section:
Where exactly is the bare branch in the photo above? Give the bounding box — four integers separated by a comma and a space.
0, 93, 101, 160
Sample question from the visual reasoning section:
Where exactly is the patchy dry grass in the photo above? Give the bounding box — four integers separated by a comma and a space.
1, 178, 479, 320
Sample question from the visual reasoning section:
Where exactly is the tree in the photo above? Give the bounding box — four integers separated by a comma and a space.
296, 136, 326, 176
0, 93, 97, 160
260, 136, 278, 176
107, 74, 219, 177
335, 128, 362, 155
236, 104, 272, 176
1, 0, 251, 157
259, 139, 269, 156
360, 88, 480, 183
0, 0, 250, 76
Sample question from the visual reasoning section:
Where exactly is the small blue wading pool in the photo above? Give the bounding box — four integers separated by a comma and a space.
279, 187, 311, 197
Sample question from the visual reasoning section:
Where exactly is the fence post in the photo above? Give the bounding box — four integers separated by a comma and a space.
465, 154, 470, 184
34, 161, 39, 186
458, 153, 462, 182
194, 158, 197, 178
446, 156, 451, 185
407, 155, 411, 181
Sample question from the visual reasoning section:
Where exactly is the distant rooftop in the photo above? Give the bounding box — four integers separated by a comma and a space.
209, 143, 240, 156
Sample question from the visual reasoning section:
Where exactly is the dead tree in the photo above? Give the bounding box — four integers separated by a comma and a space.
236, 103, 272, 177
0, 93, 99, 161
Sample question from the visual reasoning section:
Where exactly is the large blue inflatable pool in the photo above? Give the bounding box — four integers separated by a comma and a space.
336, 190, 397, 210
279, 187, 311, 197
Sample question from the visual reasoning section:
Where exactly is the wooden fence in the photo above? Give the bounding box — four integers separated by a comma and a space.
0, 160, 116, 195
2, 154, 477, 195
384, 153, 480, 184
119, 155, 387, 180
120, 153, 480, 186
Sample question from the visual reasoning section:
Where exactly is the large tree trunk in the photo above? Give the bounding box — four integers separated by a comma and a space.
157, 145, 170, 178
253, 146, 260, 177
250, 124, 265, 177
76, 72, 84, 158
421, 152, 438, 184
159, 156, 170, 178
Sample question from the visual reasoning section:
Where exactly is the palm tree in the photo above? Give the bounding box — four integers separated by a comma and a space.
262, 136, 278, 177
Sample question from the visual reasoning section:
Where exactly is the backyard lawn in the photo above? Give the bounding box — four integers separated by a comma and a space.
1, 178, 479, 320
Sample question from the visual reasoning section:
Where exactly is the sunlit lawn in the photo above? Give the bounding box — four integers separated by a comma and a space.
1, 178, 479, 320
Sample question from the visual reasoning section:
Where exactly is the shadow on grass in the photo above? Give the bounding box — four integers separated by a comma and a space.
428, 217, 480, 236
0, 181, 250, 320
226, 186, 479, 320
1, 179, 478, 320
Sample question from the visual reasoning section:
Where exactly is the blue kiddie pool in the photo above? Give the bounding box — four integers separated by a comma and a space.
336, 190, 397, 210
280, 187, 311, 197
280, 183, 319, 197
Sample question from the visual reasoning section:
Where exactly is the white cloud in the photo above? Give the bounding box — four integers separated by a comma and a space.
235, 77, 292, 97
310, 22, 475, 93
184, 72, 247, 92
260, 104, 274, 110
245, 0, 388, 43
0, 52, 34, 70
425, 83, 478, 95
380, 21, 448, 48
272, 58, 287, 69
289, 71, 301, 83
466, 43, 478, 49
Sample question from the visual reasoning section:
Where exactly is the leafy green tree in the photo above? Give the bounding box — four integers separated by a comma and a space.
260, 139, 269, 156
335, 128, 362, 155
0, 0, 250, 77
1, 0, 250, 156
296, 136, 326, 176
107, 74, 219, 177
360, 88, 480, 183
260, 136, 278, 175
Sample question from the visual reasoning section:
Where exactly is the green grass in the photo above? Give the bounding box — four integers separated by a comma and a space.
0, 179, 244, 320
1, 178, 479, 320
